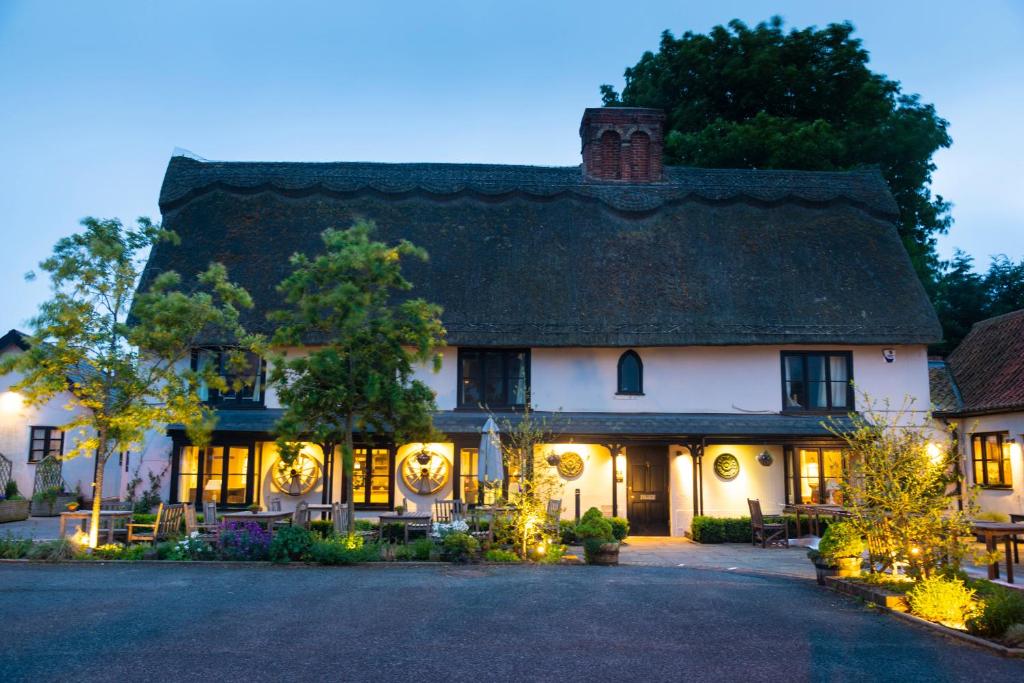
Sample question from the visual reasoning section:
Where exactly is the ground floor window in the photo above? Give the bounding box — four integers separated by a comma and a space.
174, 443, 254, 507
349, 447, 393, 508
786, 446, 847, 505
971, 432, 1012, 488
28, 426, 64, 463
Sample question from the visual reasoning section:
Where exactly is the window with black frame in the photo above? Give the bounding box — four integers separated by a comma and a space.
781, 351, 853, 412
971, 432, 1012, 488
458, 349, 529, 408
192, 347, 264, 406
28, 426, 64, 463
617, 350, 643, 395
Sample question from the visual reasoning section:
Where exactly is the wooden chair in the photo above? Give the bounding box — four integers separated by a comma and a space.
1009, 514, 1024, 564
291, 501, 310, 530
433, 499, 463, 524
268, 498, 282, 512
332, 502, 378, 541
99, 499, 132, 541
184, 505, 218, 542
542, 498, 562, 538
202, 501, 219, 531
747, 498, 789, 548
127, 503, 186, 544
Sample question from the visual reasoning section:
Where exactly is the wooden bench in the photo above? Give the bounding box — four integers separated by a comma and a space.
127, 503, 186, 543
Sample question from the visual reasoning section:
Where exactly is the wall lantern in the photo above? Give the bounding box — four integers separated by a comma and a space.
1008, 438, 1023, 462
0, 390, 24, 414
757, 450, 773, 467
615, 453, 626, 483
925, 442, 943, 465
882, 348, 896, 363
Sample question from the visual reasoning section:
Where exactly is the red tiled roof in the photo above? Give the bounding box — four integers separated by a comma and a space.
947, 309, 1024, 414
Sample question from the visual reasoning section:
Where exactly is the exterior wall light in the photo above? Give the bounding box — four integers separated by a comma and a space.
0, 390, 24, 414
926, 442, 943, 465
615, 453, 626, 483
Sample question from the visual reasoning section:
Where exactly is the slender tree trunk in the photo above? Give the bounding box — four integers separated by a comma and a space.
88, 445, 110, 549
344, 418, 355, 539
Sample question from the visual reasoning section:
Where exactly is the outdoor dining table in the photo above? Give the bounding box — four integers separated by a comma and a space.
58, 510, 133, 544
782, 503, 850, 538
378, 512, 432, 543
220, 510, 293, 534
971, 521, 1024, 584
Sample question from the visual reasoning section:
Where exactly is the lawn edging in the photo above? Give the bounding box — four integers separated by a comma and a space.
824, 576, 1024, 658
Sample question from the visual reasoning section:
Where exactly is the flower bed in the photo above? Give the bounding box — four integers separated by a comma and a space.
690, 514, 825, 543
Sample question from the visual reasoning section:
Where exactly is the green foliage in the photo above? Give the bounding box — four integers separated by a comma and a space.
1, 216, 257, 548
582, 537, 618, 564
559, 520, 577, 545
485, 548, 521, 563
32, 487, 61, 505
974, 511, 1010, 523
441, 532, 479, 563
410, 537, 434, 561
966, 582, 1024, 639
575, 517, 614, 543
581, 507, 603, 524
268, 526, 315, 563
908, 576, 981, 629
608, 517, 629, 542
309, 519, 334, 539
309, 536, 381, 565
166, 534, 215, 561
4, 480, 20, 499
26, 539, 75, 561
1002, 623, 1024, 648
0, 535, 33, 558
932, 251, 1024, 354
88, 543, 148, 561
817, 522, 865, 563
538, 543, 565, 565
268, 221, 445, 536
601, 17, 951, 287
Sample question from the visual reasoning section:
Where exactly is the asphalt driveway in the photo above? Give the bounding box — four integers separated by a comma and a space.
0, 563, 1019, 682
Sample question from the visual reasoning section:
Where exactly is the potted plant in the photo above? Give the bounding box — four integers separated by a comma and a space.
395, 504, 406, 515
31, 486, 76, 517
809, 521, 865, 585
576, 508, 619, 566
247, 504, 261, 514
0, 481, 30, 523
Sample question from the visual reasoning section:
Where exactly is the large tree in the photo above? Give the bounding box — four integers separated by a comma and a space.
2, 217, 256, 547
269, 221, 445, 536
601, 17, 952, 287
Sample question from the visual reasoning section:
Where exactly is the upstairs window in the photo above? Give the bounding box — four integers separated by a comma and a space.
192, 347, 264, 406
781, 351, 853, 412
972, 432, 1012, 488
29, 426, 64, 463
617, 350, 643, 395
458, 349, 529, 408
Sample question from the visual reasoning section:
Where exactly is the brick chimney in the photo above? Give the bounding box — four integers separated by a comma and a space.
580, 107, 665, 182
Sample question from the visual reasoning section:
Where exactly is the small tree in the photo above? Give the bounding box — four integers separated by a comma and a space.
2, 217, 256, 547
829, 395, 973, 577
269, 221, 445, 537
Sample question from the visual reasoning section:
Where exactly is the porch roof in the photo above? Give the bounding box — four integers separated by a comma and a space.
173, 409, 850, 441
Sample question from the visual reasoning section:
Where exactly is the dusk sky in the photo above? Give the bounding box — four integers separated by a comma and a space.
1, 0, 1021, 331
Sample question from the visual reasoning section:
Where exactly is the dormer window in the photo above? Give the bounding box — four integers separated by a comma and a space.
192, 347, 265, 407
617, 350, 643, 395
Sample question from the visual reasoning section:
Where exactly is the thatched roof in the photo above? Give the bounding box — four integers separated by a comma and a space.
143, 155, 940, 347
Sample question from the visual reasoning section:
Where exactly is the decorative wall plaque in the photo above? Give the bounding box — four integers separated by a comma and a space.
401, 450, 451, 496
556, 451, 584, 479
272, 453, 322, 496
713, 453, 740, 481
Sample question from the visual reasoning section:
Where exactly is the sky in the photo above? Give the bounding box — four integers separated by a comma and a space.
1, 0, 1022, 331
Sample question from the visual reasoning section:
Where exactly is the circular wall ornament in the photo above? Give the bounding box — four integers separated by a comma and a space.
556, 451, 584, 479
401, 450, 451, 496
273, 454, 322, 496
713, 453, 740, 481
757, 450, 774, 467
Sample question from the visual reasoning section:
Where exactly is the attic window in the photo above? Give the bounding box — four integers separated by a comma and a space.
617, 350, 643, 395
192, 347, 265, 407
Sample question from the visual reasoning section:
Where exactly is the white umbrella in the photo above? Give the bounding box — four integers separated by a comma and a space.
479, 417, 504, 487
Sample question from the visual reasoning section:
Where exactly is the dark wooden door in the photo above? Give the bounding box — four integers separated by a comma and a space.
627, 445, 669, 536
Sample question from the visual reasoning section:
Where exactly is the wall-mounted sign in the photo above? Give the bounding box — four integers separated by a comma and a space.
713, 453, 740, 481
556, 451, 584, 479
272, 454, 322, 496
401, 449, 451, 496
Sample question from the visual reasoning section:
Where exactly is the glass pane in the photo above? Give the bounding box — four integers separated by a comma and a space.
974, 460, 984, 486
225, 447, 248, 504
1001, 439, 1013, 487
47, 431, 64, 457
352, 449, 367, 504
460, 353, 481, 406
178, 446, 199, 503
484, 351, 505, 405
830, 355, 848, 408
784, 356, 804, 408
807, 356, 828, 408
619, 353, 640, 393
987, 461, 1002, 485
822, 449, 843, 504
460, 448, 479, 504
369, 449, 390, 504
201, 447, 225, 503
798, 449, 821, 503
508, 351, 527, 405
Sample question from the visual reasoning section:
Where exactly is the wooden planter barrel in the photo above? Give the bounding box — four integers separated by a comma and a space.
31, 495, 77, 517
0, 499, 31, 523
587, 542, 620, 566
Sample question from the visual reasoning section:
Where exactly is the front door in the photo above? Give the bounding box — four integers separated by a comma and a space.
627, 445, 669, 535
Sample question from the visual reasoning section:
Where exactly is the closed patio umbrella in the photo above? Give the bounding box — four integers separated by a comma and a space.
478, 417, 504, 493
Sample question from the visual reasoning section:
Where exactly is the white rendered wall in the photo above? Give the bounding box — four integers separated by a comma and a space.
959, 412, 1024, 517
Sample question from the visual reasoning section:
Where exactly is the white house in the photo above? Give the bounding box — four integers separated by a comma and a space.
932, 309, 1024, 517
129, 107, 941, 536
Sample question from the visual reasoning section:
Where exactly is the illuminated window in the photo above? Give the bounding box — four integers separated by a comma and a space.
192, 347, 264, 406
971, 432, 1012, 488
617, 350, 643, 395
176, 444, 253, 506
352, 447, 393, 508
781, 352, 852, 411
28, 426, 64, 463
789, 447, 848, 504
460, 448, 480, 505
458, 349, 529, 408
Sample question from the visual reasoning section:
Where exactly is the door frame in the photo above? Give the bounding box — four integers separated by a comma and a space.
626, 444, 670, 536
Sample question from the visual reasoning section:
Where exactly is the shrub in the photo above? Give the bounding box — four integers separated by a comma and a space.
581, 507, 604, 524
558, 520, 577, 545
1002, 623, 1024, 647
908, 576, 981, 629
690, 517, 726, 543
309, 536, 380, 565
441, 532, 479, 563
966, 582, 1024, 638
269, 526, 315, 563
26, 539, 74, 561
575, 517, 613, 543
539, 542, 565, 565
608, 517, 629, 542
817, 522, 865, 564
355, 520, 379, 532
309, 519, 333, 539
167, 533, 216, 561
583, 537, 618, 564
0, 535, 32, 559
87, 543, 148, 561
410, 537, 434, 561
975, 511, 1010, 523
485, 548, 520, 563
4, 480, 21, 499
218, 522, 272, 561
133, 513, 157, 525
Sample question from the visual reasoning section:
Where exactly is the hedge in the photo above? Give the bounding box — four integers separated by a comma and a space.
690, 515, 829, 543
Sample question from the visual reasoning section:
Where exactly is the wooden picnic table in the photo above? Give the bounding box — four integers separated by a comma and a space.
59, 510, 133, 544
782, 503, 850, 538
220, 510, 293, 533
971, 521, 1024, 584
378, 512, 431, 543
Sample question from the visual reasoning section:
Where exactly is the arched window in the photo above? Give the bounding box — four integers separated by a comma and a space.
617, 350, 643, 395
599, 130, 621, 179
